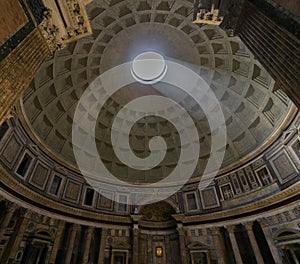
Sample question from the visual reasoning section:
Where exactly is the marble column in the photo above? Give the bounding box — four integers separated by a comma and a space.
5, 209, 31, 263
212, 227, 226, 264
82, 226, 94, 264
49, 221, 65, 264
243, 222, 264, 264
131, 214, 142, 264
177, 223, 188, 264
65, 224, 80, 264
225, 225, 243, 264
258, 219, 282, 264
0, 202, 18, 241
132, 224, 140, 264
72, 225, 81, 262
98, 228, 108, 264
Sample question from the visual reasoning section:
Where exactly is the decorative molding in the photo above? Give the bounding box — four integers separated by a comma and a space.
40, 0, 92, 52
38, 9, 64, 52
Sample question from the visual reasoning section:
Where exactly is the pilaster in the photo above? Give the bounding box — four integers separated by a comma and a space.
243, 222, 264, 264
64, 224, 80, 264
0, 202, 18, 241
225, 225, 243, 264
82, 226, 94, 264
98, 228, 108, 264
49, 220, 65, 264
258, 218, 282, 264
177, 223, 188, 264
211, 227, 226, 264
3, 209, 32, 263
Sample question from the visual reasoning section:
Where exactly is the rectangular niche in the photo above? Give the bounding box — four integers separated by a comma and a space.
117, 194, 128, 213
48, 174, 64, 196
97, 191, 114, 211
270, 149, 299, 184
29, 161, 50, 190
185, 191, 199, 212
15, 151, 34, 179
83, 188, 95, 207
63, 179, 82, 203
0, 133, 22, 168
200, 187, 220, 209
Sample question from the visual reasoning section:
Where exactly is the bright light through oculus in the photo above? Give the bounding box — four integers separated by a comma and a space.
131, 51, 167, 84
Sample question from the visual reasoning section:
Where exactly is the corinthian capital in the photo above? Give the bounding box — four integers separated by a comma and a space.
225, 225, 236, 233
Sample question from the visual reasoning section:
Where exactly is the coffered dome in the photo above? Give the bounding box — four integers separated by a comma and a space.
0, 1, 299, 263
22, 0, 292, 185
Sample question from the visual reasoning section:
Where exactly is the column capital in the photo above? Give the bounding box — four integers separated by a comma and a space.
87, 226, 94, 233
211, 227, 221, 235
242, 222, 254, 231
257, 218, 269, 227
225, 225, 236, 233
6, 202, 18, 213
133, 226, 140, 236
72, 223, 81, 231
176, 222, 184, 229
19, 208, 32, 218
58, 220, 65, 228
176, 223, 185, 236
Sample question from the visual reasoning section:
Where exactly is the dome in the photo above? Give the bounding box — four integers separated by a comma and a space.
0, 0, 299, 263
22, 0, 291, 188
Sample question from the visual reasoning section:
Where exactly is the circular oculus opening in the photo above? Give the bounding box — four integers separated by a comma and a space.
131, 51, 167, 84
